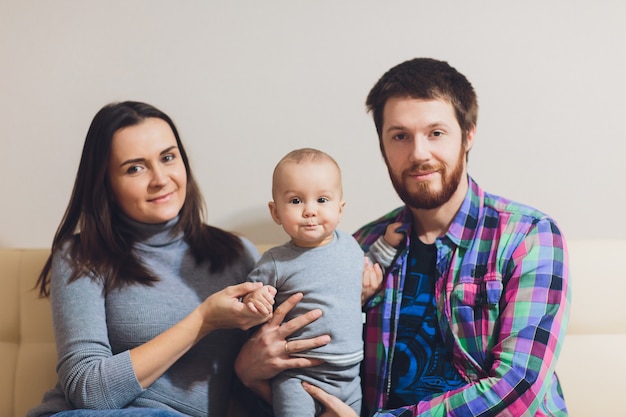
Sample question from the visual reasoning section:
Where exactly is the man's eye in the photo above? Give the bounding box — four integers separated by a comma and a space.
392, 133, 407, 140
318, 197, 329, 203
289, 198, 302, 205
432, 131, 444, 137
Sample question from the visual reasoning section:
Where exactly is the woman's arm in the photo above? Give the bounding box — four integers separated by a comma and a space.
131, 281, 270, 387
51, 249, 268, 408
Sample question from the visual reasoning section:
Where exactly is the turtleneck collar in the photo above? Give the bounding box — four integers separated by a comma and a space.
117, 213, 184, 248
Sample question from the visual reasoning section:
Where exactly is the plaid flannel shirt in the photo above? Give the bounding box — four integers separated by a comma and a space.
354, 177, 570, 417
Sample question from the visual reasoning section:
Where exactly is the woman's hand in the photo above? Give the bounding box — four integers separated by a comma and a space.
197, 282, 274, 333
131, 282, 269, 389
235, 292, 331, 403
302, 382, 359, 417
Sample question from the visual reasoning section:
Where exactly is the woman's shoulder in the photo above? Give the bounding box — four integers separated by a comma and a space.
50, 235, 79, 271
238, 235, 260, 261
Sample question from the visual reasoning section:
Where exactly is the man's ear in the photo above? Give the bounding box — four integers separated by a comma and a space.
268, 201, 281, 225
464, 126, 476, 153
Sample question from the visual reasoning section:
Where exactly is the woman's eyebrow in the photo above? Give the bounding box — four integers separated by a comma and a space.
160, 145, 177, 155
119, 146, 178, 168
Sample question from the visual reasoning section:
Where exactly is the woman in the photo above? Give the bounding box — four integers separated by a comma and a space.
27, 101, 315, 417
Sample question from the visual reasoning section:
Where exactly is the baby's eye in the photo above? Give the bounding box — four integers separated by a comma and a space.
317, 197, 329, 203
289, 198, 302, 205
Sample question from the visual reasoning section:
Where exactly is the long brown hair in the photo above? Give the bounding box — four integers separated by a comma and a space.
36, 101, 243, 297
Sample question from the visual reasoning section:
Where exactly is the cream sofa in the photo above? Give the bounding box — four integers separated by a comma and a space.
2, 241, 625, 417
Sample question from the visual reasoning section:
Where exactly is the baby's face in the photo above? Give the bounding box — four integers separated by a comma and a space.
269, 159, 345, 248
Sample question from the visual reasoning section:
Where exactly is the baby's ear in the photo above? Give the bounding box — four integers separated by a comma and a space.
339, 200, 346, 215
268, 201, 282, 225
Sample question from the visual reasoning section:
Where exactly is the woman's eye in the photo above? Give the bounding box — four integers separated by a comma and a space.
318, 197, 329, 203
289, 198, 302, 205
163, 154, 175, 163
126, 165, 143, 175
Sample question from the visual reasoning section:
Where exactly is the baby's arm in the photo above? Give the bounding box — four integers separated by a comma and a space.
367, 222, 403, 268
241, 285, 277, 317
362, 222, 404, 305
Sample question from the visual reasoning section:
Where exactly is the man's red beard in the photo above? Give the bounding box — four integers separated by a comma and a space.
386, 146, 465, 210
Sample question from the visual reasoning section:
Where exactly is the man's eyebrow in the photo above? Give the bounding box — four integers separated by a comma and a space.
119, 146, 178, 168
384, 121, 450, 134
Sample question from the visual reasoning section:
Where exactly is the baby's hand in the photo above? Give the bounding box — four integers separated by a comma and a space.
384, 222, 404, 248
241, 285, 277, 317
362, 257, 383, 306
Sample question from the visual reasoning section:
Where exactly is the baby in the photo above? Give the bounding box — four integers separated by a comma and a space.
243, 148, 363, 416
243, 148, 402, 416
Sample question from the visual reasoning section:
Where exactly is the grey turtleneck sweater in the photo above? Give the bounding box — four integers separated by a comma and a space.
27, 217, 258, 417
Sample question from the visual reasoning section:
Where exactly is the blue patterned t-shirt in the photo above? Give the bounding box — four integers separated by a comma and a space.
388, 236, 465, 407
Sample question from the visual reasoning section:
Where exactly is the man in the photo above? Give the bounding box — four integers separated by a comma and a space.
305, 58, 570, 416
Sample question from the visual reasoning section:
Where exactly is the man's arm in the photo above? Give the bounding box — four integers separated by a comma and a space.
373, 218, 571, 416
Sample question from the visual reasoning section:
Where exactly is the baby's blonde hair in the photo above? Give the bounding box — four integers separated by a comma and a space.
272, 148, 342, 197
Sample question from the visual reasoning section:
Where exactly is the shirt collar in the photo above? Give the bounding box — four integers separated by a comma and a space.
445, 175, 482, 249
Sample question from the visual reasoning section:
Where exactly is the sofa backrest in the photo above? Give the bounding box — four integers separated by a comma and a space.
1, 241, 625, 417
1, 249, 57, 417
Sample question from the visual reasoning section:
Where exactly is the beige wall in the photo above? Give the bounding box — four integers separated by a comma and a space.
2, 0, 625, 248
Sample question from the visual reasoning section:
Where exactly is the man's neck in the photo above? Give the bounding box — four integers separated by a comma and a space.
410, 176, 469, 244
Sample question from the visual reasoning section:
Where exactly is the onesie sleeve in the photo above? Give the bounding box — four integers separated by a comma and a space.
246, 250, 279, 288
366, 236, 398, 268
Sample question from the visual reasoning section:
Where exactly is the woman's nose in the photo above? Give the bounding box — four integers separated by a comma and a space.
149, 166, 168, 187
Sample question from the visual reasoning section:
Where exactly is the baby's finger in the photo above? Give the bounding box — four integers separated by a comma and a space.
246, 302, 261, 314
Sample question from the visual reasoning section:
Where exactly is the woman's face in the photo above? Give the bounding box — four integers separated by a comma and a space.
107, 117, 187, 224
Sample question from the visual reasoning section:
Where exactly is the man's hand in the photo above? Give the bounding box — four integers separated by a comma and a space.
234, 292, 330, 403
302, 382, 359, 417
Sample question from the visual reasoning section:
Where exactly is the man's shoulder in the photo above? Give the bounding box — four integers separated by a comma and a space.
353, 206, 405, 246
482, 190, 553, 223
474, 187, 565, 244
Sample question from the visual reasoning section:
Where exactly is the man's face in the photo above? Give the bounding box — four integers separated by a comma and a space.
380, 97, 474, 210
